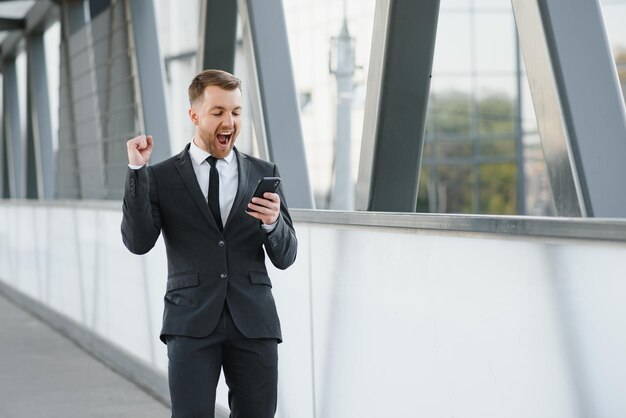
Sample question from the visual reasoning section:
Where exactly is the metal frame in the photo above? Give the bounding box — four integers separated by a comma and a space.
512, 0, 626, 217
64, 0, 89, 33
56, 0, 85, 198
25, 62, 38, 199
293, 209, 626, 242
2, 57, 22, 197
197, 0, 238, 73
0, 83, 7, 198
238, 0, 269, 160
356, 0, 440, 212
26, 31, 55, 199
4, 198, 626, 242
0, 17, 25, 31
62, 0, 107, 199
237, 0, 314, 209
128, 0, 170, 162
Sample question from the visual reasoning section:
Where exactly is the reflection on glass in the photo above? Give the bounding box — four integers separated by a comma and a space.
154, 0, 200, 154
284, 0, 376, 209
418, 2, 555, 216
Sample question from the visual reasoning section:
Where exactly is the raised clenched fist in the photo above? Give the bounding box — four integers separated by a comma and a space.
127, 135, 153, 166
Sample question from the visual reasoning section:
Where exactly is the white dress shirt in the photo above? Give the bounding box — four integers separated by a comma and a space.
188, 139, 238, 227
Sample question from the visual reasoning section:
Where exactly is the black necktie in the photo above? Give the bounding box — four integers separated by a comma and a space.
206, 156, 223, 231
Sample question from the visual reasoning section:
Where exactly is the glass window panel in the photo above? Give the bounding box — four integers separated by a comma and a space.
284, 0, 376, 208
474, 13, 516, 73
430, 74, 472, 96
154, 0, 199, 56
479, 163, 516, 214
475, 74, 516, 98
524, 132, 556, 216
476, 90, 515, 136
599, 1, 626, 49
426, 89, 472, 138
432, 12, 472, 74
422, 4, 556, 215
416, 165, 476, 213
154, 0, 200, 155
474, 0, 509, 11
440, 0, 470, 11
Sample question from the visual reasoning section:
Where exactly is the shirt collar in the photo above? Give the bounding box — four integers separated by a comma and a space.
189, 138, 235, 165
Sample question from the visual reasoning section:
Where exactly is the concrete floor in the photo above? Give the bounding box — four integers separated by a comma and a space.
0, 293, 170, 418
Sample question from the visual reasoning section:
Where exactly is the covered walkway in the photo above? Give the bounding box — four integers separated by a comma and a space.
0, 291, 169, 418
2, 0, 626, 416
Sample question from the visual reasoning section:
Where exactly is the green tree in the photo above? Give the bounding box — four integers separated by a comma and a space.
417, 92, 518, 215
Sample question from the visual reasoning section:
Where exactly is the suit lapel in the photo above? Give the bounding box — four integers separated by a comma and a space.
224, 148, 252, 230
174, 145, 220, 231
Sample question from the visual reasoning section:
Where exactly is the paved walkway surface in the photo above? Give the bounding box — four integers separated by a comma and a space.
0, 293, 170, 418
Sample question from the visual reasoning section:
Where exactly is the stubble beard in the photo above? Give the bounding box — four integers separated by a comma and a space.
196, 131, 235, 159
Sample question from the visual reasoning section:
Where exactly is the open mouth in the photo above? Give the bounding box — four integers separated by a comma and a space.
216, 132, 232, 145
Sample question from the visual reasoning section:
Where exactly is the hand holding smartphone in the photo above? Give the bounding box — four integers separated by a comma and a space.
246, 177, 281, 213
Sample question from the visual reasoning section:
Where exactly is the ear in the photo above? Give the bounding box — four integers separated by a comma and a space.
188, 107, 198, 125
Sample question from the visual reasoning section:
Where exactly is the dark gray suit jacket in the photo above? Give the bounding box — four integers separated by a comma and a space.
121, 145, 297, 343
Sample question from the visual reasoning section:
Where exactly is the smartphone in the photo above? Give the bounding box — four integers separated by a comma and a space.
247, 177, 281, 212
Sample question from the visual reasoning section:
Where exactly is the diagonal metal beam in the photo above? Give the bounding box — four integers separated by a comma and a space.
0, 31, 23, 61
26, 32, 55, 199
197, 0, 238, 73
25, 63, 38, 199
512, 0, 626, 217
1, 93, 7, 198
2, 57, 23, 197
128, 0, 171, 163
238, 0, 314, 209
356, 0, 440, 212
0, 17, 25, 30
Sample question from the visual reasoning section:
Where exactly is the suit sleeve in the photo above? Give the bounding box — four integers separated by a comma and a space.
120, 166, 162, 255
262, 165, 298, 270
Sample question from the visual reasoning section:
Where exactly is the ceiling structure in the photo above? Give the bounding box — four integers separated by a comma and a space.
0, 0, 57, 64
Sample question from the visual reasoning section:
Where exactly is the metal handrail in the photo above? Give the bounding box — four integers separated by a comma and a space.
3, 199, 626, 242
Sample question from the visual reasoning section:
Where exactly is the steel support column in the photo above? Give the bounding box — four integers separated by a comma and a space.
128, 0, 171, 163
512, 0, 626, 217
1, 119, 9, 198
65, 0, 89, 34
2, 57, 23, 198
59, 0, 107, 199
198, 0, 238, 73
25, 69, 38, 199
238, 0, 314, 209
1, 88, 8, 198
355, 0, 440, 212
26, 32, 55, 199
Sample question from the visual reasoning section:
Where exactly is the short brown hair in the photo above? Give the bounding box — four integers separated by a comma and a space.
188, 69, 242, 105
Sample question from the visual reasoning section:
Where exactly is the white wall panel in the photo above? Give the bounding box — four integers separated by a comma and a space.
1, 202, 626, 417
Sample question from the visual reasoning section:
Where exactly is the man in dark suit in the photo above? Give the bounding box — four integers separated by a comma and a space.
121, 69, 297, 418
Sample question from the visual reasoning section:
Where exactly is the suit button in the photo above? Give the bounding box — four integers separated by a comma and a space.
220, 273, 227, 279
218, 240, 225, 247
